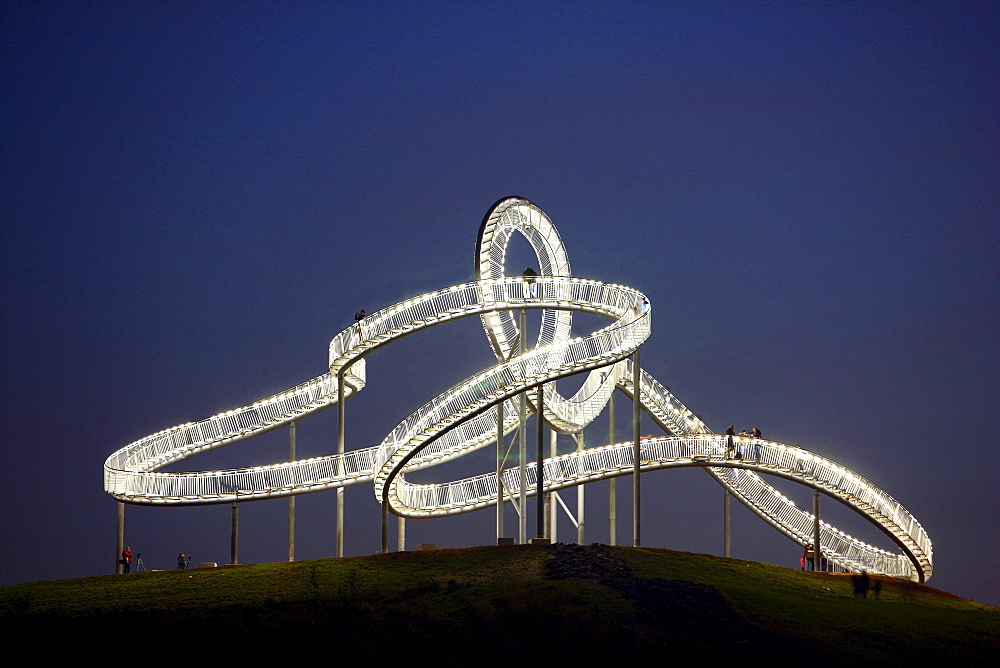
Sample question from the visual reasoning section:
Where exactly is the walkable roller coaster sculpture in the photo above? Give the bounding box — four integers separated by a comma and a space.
104, 197, 932, 582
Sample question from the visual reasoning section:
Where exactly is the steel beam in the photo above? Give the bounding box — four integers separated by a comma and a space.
116, 501, 124, 574
632, 348, 641, 547
230, 502, 239, 565
288, 420, 296, 562
518, 309, 527, 544
337, 370, 345, 558
724, 490, 731, 558
536, 385, 545, 538
496, 400, 505, 542
609, 391, 616, 546
813, 490, 822, 572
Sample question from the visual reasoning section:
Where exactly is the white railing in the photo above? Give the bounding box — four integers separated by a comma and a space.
374, 306, 649, 502
105, 370, 358, 476
104, 195, 932, 582
393, 435, 929, 578
106, 277, 647, 501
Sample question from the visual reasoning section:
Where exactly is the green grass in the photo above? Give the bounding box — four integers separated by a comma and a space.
617, 546, 998, 663
3, 545, 996, 664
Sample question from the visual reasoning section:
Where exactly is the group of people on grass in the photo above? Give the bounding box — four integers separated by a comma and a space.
119, 547, 189, 573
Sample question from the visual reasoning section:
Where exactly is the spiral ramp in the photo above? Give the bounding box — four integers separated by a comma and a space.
104, 196, 932, 582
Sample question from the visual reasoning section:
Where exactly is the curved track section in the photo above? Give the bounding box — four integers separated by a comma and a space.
104, 196, 932, 582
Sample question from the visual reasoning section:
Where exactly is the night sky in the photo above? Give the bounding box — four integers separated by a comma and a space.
2, 2, 997, 606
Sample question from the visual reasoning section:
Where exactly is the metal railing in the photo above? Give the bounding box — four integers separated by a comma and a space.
103, 195, 932, 582
106, 276, 647, 502
393, 434, 929, 578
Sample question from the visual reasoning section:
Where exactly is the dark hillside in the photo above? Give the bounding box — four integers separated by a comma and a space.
2, 545, 995, 664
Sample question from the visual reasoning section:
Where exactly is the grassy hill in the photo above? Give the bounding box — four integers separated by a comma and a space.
2, 544, 996, 664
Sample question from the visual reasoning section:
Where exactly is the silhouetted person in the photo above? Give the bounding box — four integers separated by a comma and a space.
726, 425, 735, 458
178, 553, 187, 569
872, 579, 881, 600
523, 267, 538, 296
853, 571, 870, 598
792, 444, 806, 472
120, 546, 133, 574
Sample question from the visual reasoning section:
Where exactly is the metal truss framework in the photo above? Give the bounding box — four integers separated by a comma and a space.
104, 197, 932, 582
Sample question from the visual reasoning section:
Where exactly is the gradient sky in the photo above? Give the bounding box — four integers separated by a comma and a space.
2, 1, 997, 605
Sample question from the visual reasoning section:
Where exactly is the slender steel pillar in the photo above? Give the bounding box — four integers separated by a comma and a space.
288, 420, 296, 562
518, 309, 527, 544
543, 491, 552, 540
724, 490, 731, 558
632, 349, 641, 547
608, 391, 616, 546
576, 432, 585, 545
536, 385, 545, 538
398, 516, 405, 552
496, 400, 505, 541
381, 503, 389, 554
116, 501, 125, 574
230, 502, 239, 565
337, 370, 345, 558
812, 490, 822, 572
548, 429, 557, 542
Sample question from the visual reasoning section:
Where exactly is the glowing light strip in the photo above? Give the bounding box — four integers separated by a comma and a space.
102, 196, 931, 582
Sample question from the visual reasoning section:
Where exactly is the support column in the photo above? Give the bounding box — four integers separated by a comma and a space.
288, 420, 296, 562
632, 349, 641, 548
536, 385, 545, 539
496, 400, 505, 542
724, 490, 731, 558
608, 391, 616, 546
230, 502, 239, 565
381, 503, 389, 554
543, 495, 552, 541
398, 516, 405, 552
518, 309, 527, 545
116, 501, 124, 574
576, 432, 585, 545
548, 429, 557, 542
337, 371, 345, 558
813, 490, 822, 572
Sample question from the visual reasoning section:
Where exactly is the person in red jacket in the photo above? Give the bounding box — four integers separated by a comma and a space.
121, 546, 133, 574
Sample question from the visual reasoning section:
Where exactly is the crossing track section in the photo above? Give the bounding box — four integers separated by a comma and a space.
104, 196, 932, 582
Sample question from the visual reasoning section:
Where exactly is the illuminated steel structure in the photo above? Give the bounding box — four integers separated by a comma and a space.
104, 197, 932, 582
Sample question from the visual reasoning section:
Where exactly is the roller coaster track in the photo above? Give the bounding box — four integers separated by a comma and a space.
104, 197, 932, 582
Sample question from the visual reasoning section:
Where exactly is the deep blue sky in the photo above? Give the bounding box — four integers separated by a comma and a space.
2, 1, 997, 605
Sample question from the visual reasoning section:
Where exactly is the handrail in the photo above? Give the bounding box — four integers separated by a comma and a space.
392, 435, 930, 579
105, 277, 647, 498
103, 196, 932, 582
